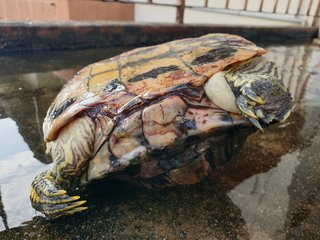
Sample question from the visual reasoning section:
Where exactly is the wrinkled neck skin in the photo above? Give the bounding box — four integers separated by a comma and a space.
205, 56, 293, 129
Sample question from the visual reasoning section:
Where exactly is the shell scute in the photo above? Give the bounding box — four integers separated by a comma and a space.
142, 96, 187, 149
109, 111, 143, 159
119, 44, 170, 67
88, 70, 120, 92
90, 60, 118, 75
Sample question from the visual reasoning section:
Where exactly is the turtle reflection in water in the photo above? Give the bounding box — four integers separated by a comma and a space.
30, 34, 293, 219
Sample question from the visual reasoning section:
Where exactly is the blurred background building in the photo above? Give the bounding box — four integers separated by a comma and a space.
0, 0, 319, 27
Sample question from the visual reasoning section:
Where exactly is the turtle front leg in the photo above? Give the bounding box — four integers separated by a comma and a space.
234, 85, 265, 131
30, 115, 95, 219
224, 57, 293, 129
30, 170, 87, 219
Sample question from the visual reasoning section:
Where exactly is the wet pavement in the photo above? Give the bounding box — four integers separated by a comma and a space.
0, 43, 319, 239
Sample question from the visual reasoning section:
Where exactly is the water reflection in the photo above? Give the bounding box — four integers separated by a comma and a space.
228, 153, 300, 239
0, 48, 127, 232
0, 44, 319, 239
224, 44, 320, 239
0, 72, 67, 162
0, 187, 9, 230
0, 118, 48, 231
284, 58, 320, 239
209, 107, 304, 239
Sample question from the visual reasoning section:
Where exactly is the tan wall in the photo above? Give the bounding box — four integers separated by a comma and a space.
68, 0, 133, 21
0, 0, 69, 21
0, 0, 133, 21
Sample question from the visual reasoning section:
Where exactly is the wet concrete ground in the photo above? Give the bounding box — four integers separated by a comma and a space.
0, 43, 319, 239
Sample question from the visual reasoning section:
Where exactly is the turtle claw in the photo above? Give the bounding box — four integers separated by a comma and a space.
30, 171, 87, 219
48, 190, 67, 197
238, 104, 257, 119
236, 95, 258, 119
236, 88, 270, 131
241, 87, 264, 104
52, 206, 88, 219
248, 118, 263, 131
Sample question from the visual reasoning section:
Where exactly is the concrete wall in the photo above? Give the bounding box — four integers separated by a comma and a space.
0, 0, 316, 26
134, 4, 299, 26
0, 0, 133, 21
134, 0, 318, 26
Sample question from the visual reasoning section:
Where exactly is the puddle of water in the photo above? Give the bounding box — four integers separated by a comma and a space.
0, 118, 48, 230
0, 44, 319, 239
228, 152, 300, 240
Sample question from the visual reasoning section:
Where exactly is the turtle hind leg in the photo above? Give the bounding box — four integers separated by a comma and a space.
30, 170, 87, 219
30, 115, 95, 219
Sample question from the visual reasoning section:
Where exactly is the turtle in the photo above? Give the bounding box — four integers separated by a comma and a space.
30, 33, 293, 219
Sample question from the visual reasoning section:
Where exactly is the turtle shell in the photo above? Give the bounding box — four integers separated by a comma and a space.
43, 34, 265, 142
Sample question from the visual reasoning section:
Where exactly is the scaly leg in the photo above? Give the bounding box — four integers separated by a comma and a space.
30, 115, 95, 219
30, 170, 87, 219
225, 57, 293, 129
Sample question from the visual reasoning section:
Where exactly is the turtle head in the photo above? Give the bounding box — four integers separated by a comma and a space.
205, 56, 293, 130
